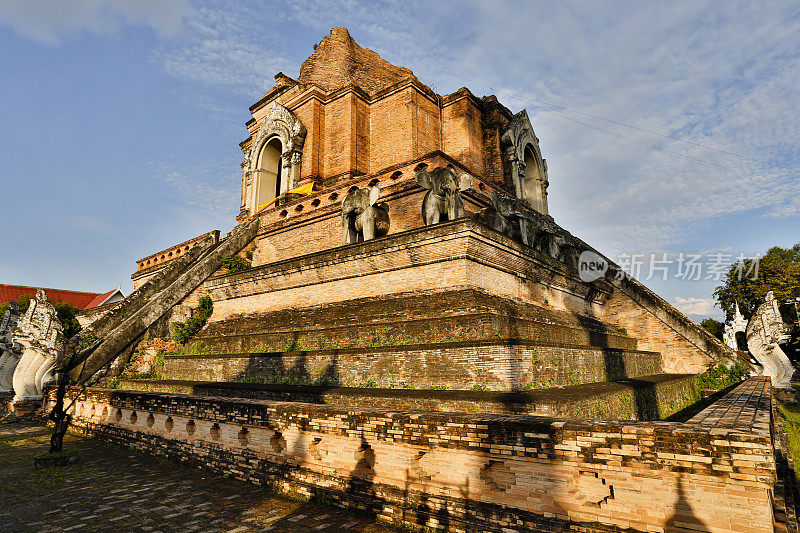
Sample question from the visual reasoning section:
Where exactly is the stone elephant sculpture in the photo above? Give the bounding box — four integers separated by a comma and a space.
341, 186, 390, 245
474, 190, 523, 239
516, 210, 583, 270
415, 167, 473, 225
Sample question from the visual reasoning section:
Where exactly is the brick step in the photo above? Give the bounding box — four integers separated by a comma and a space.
191, 289, 637, 353
185, 313, 637, 356
152, 340, 662, 391
116, 373, 698, 421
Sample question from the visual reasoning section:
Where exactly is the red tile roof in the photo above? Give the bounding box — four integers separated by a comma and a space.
83, 289, 122, 310
0, 284, 103, 310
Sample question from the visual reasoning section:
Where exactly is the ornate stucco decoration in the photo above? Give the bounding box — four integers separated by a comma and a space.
723, 303, 747, 350
241, 102, 307, 216
0, 302, 22, 393
746, 291, 794, 388
501, 110, 549, 215
11, 289, 65, 401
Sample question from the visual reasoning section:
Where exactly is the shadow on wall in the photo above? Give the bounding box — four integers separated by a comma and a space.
345, 435, 383, 517
223, 339, 341, 393
665, 476, 709, 531
217, 397, 717, 531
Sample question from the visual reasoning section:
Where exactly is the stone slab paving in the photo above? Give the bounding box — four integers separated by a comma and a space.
0, 419, 396, 533
688, 376, 772, 435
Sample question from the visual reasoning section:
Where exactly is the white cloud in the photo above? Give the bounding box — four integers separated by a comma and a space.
442, 1, 800, 253
674, 296, 719, 317
154, 159, 241, 230
0, 0, 194, 44
154, 3, 290, 97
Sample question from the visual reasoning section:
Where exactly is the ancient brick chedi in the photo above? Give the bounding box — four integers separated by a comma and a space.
40, 27, 792, 533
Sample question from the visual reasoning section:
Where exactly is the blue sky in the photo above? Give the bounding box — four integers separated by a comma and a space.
1, 1, 799, 322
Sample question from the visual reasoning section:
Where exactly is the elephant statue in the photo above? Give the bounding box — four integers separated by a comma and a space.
474, 190, 522, 239
415, 167, 473, 225
551, 232, 580, 269
341, 186, 390, 245
514, 207, 584, 270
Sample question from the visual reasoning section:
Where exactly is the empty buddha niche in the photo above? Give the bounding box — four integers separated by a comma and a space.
523, 145, 545, 213
255, 137, 283, 210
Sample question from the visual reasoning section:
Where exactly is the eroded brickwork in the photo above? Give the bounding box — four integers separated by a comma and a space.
118, 373, 698, 421
50, 378, 777, 533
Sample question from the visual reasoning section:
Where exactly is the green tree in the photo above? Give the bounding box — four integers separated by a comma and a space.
54, 302, 81, 339
0, 295, 81, 338
700, 318, 724, 340
0, 294, 30, 319
714, 244, 800, 320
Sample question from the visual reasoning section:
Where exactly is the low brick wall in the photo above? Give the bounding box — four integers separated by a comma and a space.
117, 372, 697, 420
49, 378, 777, 532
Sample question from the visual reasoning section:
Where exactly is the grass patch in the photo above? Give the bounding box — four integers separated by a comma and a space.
779, 383, 800, 480
694, 362, 749, 394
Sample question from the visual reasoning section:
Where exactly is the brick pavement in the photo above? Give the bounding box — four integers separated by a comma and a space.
688, 376, 772, 435
0, 418, 396, 533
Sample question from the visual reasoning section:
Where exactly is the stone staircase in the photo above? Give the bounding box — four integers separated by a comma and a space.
73, 218, 259, 383
119, 289, 700, 420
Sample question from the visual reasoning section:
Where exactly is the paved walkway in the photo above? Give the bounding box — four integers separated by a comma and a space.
688, 376, 772, 436
0, 418, 396, 533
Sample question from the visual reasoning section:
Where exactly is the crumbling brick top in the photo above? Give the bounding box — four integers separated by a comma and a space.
296, 27, 416, 95
688, 376, 771, 436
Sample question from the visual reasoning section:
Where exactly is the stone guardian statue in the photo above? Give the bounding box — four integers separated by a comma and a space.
341, 186, 390, 245
415, 167, 472, 225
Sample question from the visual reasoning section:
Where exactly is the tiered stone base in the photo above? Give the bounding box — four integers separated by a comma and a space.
158, 290, 657, 392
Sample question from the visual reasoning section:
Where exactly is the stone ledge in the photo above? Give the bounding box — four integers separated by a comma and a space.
117, 373, 697, 420
163, 339, 659, 359
204, 219, 613, 317
56, 378, 773, 447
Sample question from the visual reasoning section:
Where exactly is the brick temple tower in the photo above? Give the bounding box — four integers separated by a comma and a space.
236, 27, 549, 266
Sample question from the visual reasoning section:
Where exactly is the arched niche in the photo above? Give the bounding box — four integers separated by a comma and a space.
523, 145, 544, 212
241, 102, 306, 216
501, 110, 549, 215
255, 137, 283, 210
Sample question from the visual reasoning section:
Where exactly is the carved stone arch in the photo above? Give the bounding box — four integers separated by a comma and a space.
241, 102, 307, 215
501, 109, 549, 215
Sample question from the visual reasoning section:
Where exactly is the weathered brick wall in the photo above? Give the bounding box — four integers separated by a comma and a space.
158, 341, 662, 391
441, 90, 485, 176
216, 220, 734, 376
244, 27, 512, 192
50, 378, 776, 533
602, 275, 737, 374
207, 220, 609, 321
186, 294, 638, 354
117, 373, 698, 421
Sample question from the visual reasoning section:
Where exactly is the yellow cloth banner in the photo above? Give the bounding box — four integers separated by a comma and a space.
288, 182, 315, 196
251, 182, 317, 218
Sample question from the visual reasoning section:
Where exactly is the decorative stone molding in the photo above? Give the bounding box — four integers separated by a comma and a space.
501, 109, 549, 214
241, 103, 307, 215
11, 289, 64, 401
